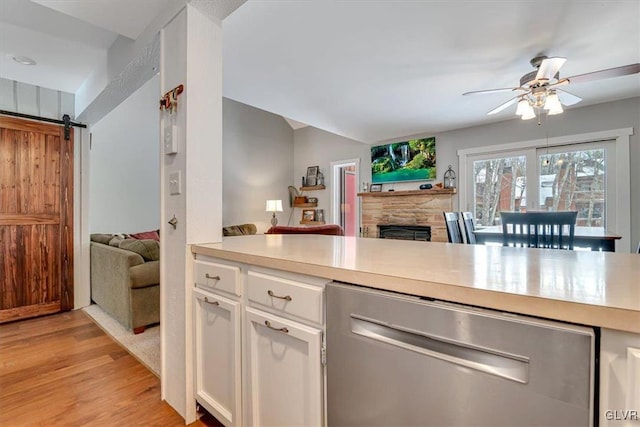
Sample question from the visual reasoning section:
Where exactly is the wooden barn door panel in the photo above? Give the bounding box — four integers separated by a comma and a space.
0, 116, 73, 323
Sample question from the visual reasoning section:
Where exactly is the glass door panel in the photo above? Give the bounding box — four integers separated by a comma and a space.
472, 156, 526, 226
538, 147, 605, 227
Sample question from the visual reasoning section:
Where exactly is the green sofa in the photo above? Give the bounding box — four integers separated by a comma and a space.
90, 234, 160, 333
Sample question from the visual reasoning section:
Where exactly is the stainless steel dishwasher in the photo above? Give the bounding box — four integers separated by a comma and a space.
326, 282, 597, 427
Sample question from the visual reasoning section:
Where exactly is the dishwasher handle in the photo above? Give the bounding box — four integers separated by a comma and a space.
350, 314, 529, 384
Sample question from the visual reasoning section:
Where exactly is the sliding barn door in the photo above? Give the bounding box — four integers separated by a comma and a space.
0, 116, 73, 322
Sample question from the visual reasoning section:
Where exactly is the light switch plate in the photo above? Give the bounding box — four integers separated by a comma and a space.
169, 171, 182, 195
164, 122, 178, 155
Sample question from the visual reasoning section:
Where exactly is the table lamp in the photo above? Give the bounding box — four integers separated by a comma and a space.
266, 200, 283, 226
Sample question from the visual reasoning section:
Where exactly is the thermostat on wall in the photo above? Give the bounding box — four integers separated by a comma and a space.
164, 122, 178, 155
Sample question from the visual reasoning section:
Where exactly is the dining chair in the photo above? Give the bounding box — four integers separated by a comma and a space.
461, 211, 476, 244
500, 211, 578, 250
443, 212, 463, 244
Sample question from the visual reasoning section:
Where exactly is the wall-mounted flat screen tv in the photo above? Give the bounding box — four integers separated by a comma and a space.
371, 137, 436, 184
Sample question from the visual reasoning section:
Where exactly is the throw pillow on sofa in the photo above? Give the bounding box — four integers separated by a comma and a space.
90, 233, 114, 245
129, 229, 160, 241
119, 239, 160, 261
108, 234, 127, 247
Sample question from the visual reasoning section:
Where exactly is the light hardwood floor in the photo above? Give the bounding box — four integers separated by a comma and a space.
0, 309, 222, 426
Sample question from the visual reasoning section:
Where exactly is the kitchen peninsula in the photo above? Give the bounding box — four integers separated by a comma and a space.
190, 234, 640, 426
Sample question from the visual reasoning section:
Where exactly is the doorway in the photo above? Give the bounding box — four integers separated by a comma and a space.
331, 159, 360, 236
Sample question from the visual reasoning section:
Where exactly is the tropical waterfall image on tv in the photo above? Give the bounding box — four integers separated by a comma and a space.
371, 137, 436, 184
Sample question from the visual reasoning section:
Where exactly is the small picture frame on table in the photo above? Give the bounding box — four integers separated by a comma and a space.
306, 166, 319, 187
302, 209, 316, 222
370, 184, 382, 192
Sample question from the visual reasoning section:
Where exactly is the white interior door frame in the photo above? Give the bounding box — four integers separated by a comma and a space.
330, 158, 360, 232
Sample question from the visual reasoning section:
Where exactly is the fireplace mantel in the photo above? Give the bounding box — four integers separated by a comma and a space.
359, 188, 456, 242
358, 188, 456, 198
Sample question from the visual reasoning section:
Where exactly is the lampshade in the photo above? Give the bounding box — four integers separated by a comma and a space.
520, 104, 536, 120
265, 200, 283, 212
543, 91, 562, 112
515, 98, 529, 116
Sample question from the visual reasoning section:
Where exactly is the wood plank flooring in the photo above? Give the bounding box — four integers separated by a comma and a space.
0, 309, 222, 426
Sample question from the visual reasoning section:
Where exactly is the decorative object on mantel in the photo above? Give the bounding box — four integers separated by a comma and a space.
362, 182, 369, 192
419, 183, 433, 190
370, 184, 382, 192
266, 199, 283, 226
443, 165, 456, 189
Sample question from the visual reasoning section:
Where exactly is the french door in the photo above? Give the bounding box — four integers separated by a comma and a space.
0, 116, 74, 322
468, 140, 614, 228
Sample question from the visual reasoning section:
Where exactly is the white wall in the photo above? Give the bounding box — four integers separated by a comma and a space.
0, 78, 74, 119
160, 5, 223, 420
223, 98, 294, 232
293, 127, 370, 225
89, 74, 160, 233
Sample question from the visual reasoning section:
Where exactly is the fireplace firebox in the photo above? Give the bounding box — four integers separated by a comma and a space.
378, 225, 431, 241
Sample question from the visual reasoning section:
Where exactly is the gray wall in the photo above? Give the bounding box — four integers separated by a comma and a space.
438, 97, 639, 250
89, 75, 160, 233
293, 126, 370, 225
293, 97, 639, 248
223, 98, 294, 233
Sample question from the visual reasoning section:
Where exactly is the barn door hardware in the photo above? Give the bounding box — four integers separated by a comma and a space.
0, 110, 86, 140
159, 84, 184, 114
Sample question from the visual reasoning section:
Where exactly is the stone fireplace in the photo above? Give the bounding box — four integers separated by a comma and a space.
359, 188, 456, 242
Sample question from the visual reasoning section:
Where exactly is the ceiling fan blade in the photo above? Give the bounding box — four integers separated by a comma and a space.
487, 96, 519, 115
463, 87, 522, 96
566, 63, 640, 84
556, 89, 582, 106
535, 57, 567, 82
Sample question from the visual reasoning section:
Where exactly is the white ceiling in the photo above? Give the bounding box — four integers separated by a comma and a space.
1, 1, 639, 142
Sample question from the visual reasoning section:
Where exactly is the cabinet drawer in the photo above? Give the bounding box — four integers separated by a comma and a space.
194, 260, 241, 297
247, 271, 323, 324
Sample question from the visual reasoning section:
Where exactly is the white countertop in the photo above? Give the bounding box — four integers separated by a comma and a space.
191, 235, 640, 333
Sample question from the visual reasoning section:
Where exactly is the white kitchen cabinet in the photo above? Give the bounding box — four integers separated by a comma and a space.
244, 307, 324, 427
193, 287, 242, 427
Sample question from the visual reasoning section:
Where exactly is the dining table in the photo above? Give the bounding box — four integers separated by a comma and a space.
472, 225, 622, 252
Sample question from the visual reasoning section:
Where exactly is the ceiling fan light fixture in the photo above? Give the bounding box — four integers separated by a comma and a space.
543, 91, 562, 111
521, 105, 536, 120
515, 98, 530, 116
548, 103, 564, 115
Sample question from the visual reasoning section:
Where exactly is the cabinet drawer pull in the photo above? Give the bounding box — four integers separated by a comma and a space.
203, 297, 219, 306
205, 273, 221, 281
264, 320, 289, 334
267, 290, 292, 301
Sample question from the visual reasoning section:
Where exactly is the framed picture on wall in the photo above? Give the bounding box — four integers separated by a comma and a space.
302, 209, 316, 222
306, 166, 319, 186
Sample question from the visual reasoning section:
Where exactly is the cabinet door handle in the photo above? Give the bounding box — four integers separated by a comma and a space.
203, 297, 219, 306
267, 290, 292, 301
264, 320, 289, 334
205, 273, 221, 280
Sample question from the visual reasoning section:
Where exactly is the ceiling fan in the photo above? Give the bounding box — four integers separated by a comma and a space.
463, 55, 640, 119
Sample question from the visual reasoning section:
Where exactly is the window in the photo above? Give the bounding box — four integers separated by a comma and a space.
458, 128, 632, 251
